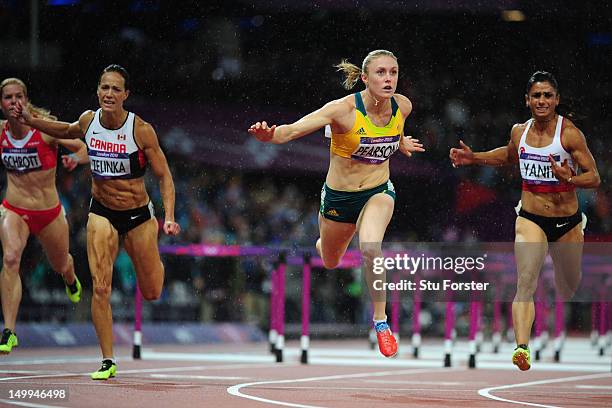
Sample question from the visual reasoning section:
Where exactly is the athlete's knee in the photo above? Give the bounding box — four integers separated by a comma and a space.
316, 239, 342, 269
360, 243, 382, 265
2, 250, 22, 272
93, 283, 112, 301
555, 272, 581, 300
515, 278, 538, 299
321, 256, 341, 270
141, 285, 162, 301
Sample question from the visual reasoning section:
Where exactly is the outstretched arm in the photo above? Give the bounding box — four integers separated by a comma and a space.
136, 119, 180, 236
449, 126, 519, 167
10, 101, 90, 140
248, 99, 351, 144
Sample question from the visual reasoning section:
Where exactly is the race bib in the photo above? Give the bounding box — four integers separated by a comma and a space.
2, 148, 42, 172
351, 135, 400, 164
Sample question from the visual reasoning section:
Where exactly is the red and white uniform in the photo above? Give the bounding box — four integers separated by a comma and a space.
518, 115, 575, 193
0, 123, 62, 235
0, 122, 57, 173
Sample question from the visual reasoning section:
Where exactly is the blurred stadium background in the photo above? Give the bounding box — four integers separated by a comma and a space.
0, 0, 610, 346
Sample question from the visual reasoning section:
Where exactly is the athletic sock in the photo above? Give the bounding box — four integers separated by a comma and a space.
373, 316, 387, 325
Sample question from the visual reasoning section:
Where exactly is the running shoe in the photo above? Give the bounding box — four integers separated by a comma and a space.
64, 275, 82, 303
0, 328, 18, 354
374, 321, 398, 358
91, 360, 116, 380
512, 346, 531, 371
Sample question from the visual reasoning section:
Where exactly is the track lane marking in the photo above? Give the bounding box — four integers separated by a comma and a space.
227, 367, 459, 407
477, 372, 611, 408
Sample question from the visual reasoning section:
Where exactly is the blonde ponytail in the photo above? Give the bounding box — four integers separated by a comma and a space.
335, 59, 362, 90
28, 103, 57, 121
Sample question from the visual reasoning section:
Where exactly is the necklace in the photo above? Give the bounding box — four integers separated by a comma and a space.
366, 89, 380, 106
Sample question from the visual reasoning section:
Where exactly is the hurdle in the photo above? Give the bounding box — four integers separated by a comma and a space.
269, 263, 278, 353
468, 300, 478, 368
300, 253, 311, 364
534, 299, 545, 361
554, 298, 565, 362
443, 300, 455, 367
591, 302, 599, 346
491, 300, 501, 353
132, 283, 143, 359
598, 300, 607, 357
391, 272, 401, 350
274, 253, 287, 362
412, 279, 421, 358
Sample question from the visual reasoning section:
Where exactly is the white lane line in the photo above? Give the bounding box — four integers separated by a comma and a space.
0, 373, 82, 382
149, 374, 250, 380
0, 399, 67, 408
473, 361, 608, 372
0, 362, 290, 382
249, 386, 479, 392
227, 367, 457, 408
0, 363, 286, 382
0, 357, 102, 366
478, 372, 612, 408
575, 385, 612, 390
0, 381, 197, 387
142, 351, 277, 363
118, 362, 295, 375
361, 379, 465, 385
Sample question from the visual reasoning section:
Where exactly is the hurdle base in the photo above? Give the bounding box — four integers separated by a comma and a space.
468, 354, 476, 369
535, 349, 541, 361
275, 348, 283, 362
590, 330, 598, 347
368, 329, 376, 350
554, 350, 560, 362
412, 347, 419, 358
270, 342, 277, 354
301, 349, 308, 364
444, 353, 451, 367
132, 345, 141, 360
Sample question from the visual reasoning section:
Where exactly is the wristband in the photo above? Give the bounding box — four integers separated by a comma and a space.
567, 176, 573, 184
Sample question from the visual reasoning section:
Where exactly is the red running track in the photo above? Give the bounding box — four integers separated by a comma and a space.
0, 340, 609, 408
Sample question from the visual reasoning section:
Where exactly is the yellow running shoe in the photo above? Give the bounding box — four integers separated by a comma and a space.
64, 275, 82, 303
91, 360, 116, 380
512, 346, 531, 371
0, 328, 18, 354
